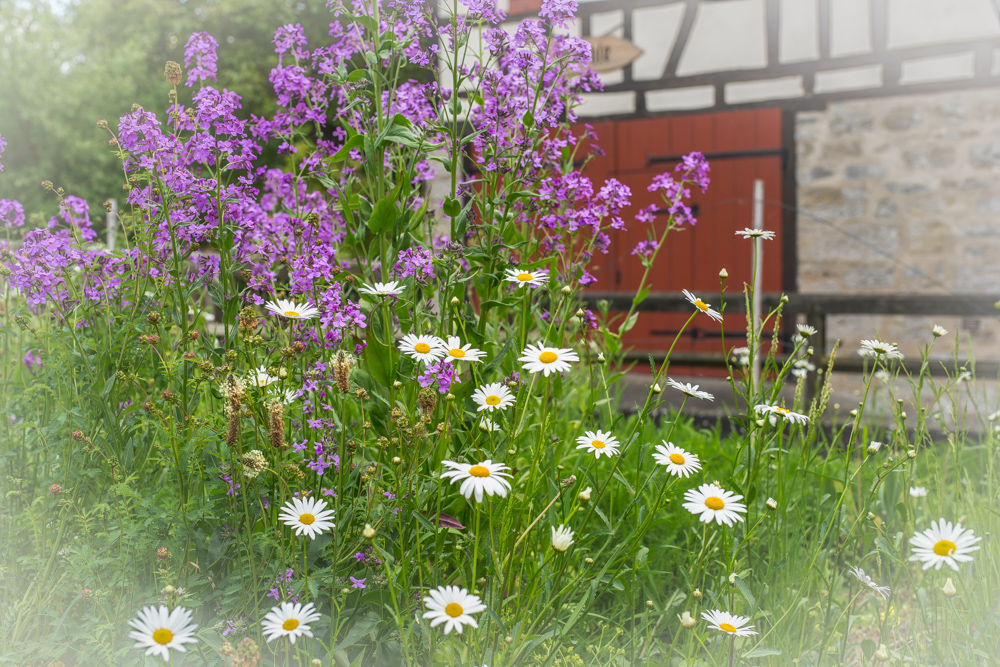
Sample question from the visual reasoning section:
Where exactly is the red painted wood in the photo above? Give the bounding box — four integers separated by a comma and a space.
508, 0, 542, 15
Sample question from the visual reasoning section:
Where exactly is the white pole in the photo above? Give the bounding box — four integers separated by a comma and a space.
751, 179, 764, 395
106, 199, 118, 250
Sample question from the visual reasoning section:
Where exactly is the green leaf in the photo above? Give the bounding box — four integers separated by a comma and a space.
331, 134, 365, 162
861, 639, 876, 660
368, 195, 397, 234
621, 311, 639, 334
443, 197, 461, 218
743, 646, 782, 658
734, 575, 756, 609
632, 284, 651, 307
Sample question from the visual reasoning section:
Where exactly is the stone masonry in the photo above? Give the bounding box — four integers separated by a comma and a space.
796, 88, 1000, 360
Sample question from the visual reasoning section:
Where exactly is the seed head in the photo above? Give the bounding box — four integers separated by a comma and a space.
268, 400, 285, 450
241, 450, 267, 479
164, 61, 183, 85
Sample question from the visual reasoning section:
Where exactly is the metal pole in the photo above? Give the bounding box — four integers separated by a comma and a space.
751, 179, 764, 395
106, 199, 118, 250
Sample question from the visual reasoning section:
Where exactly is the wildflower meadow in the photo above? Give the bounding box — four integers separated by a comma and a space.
1, 0, 998, 665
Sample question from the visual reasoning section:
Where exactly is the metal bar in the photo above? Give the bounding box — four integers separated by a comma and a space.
647, 148, 785, 164
583, 292, 1000, 317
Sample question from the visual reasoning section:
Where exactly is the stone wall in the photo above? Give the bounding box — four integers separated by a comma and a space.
795, 88, 1000, 359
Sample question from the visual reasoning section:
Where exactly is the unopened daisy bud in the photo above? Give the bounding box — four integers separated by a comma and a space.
392, 380, 403, 388
692, 588, 702, 599
868, 441, 882, 454
766, 497, 777, 510
476, 577, 487, 585
561, 285, 572, 294
646, 600, 654, 608
445, 393, 455, 401
942, 578, 957, 598
874, 643, 889, 661
597, 352, 605, 364
392, 456, 402, 465
585, 557, 594, 564
341, 588, 351, 596
679, 610, 697, 628
781, 294, 789, 304
849, 409, 858, 417
728, 572, 737, 586
932, 325, 947, 338
278, 367, 288, 379
362, 524, 376, 540
867, 511, 876, 521
755, 419, 766, 427
312, 660, 322, 666
907, 448, 916, 459
807, 346, 814, 356
551, 524, 575, 552
652, 383, 662, 394
162, 585, 175, 595
450, 296, 460, 306
719, 268, 728, 280
508, 448, 517, 455
578, 486, 592, 503
901, 411, 907, 419
575, 309, 585, 317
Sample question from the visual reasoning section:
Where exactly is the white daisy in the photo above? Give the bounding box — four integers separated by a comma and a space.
472, 382, 515, 412
441, 336, 486, 363
551, 524, 575, 552
249, 365, 279, 388
652, 442, 701, 478
683, 483, 747, 526
875, 369, 890, 383
734, 227, 775, 240
440, 460, 512, 502
909, 486, 928, 498
754, 403, 810, 425
278, 496, 336, 539
519, 343, 579, 377
859, 339, 904, 360
261, 601, 322, 644
682, 289, 723, 322
909, 518, 981, 571
932, 325, 948, 338
575, 430, 620, 459
479, 417, 501, 432
399, 333, 446, 364
264, 298, 319, 320
272, 387, 299, 404
701, 609, 757, 637
422, 585, 485, 635
796, 324, 817, 338
731, 346, 750, 367
359, 281, 404, 297
666, 378, 714, 401
504, 268, 548, 288
791, 359, 816, 378
127, 605, 199, 662
848, 565, 891, 600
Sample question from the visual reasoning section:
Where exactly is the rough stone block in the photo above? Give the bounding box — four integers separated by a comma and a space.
883, 105, 921, 131
902, 147, 955, 169
801, 186, 868, 219
846, 164, 887, 179
874, 199, 898, 218
970, 142, 1000, 168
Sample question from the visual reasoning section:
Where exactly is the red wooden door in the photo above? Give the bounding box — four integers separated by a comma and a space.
577, 109, 786, 361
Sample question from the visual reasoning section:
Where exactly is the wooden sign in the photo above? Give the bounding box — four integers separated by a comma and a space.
584, 36, 643, 73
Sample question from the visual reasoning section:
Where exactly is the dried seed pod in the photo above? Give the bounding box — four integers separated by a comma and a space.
417, 387, 437, 414
333, 350, 355, 393
268, 399, 285, 450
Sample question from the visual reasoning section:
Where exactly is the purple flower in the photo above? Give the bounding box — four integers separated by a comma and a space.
350, 577, 366, 589
631, 240, 659, 259
539, 0, 578, 27
0, 133, 5, 171
184, 32, 219, 86
0, 199, 24, 228
22, 349, 43, 373
354, 552, 366, 562
417, 360, 455, 395
393, 246, 435, 285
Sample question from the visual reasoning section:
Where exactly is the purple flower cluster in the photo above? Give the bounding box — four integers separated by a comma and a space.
393, 246, 435, 285
266, 568, 297, 601
417, 360, 455, 395
184, 32, 219, 86
22, 350, 43, 373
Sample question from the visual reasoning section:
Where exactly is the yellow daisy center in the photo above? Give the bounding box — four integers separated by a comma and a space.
445, 602, 464, 618
719, 623, 737, 633
299, 513, 315, 525
284, 310, 300, 317
592, 440, 605, 449
517, 272, 533, 281
469, 465, 490, 478
776, 407, 790, 414
282, 618, 299, 631
705, 496, 725, 511
539, 351, 558, 363
449, 348, 466, 358
934, 539, 956, 556
694, 299, 707, 311
414, 342, 431, 354
152, 628, 173, 645
485, 395, 501, 406
669, 453, 685, 465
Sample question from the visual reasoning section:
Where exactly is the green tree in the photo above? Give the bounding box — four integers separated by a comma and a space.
0, 0, 331, 225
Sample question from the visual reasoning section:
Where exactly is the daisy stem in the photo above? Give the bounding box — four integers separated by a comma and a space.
302, 536, 308, 603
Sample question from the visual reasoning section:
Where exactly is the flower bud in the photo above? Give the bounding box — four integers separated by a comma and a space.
578, 486, 592, 503
728, 572, 737, 586
907, 449, 916, 459
49, 483, 62, 496
362, 524, 376, 540
942, 578, 957, 598
901, 411, 907, 419
392, 456, 402, 465
164, 61, 183, 85
341, 588, 351, 595
392, 380, 402, 388
679, 611, 697, 628
755, 419, 766, 427
849, 409, 858, 417
874, 643, 889, 661
646, 600, 654, 608
162, 585, 175, 595
719, 268, 728, 279
312, 660, 322, 666
651, 383, 662, 394
575, 309, 585, 317
81, 587, 92, 598
450, 297, 460, 306
765, 497, 777, 510
445, 393, 455, 401
584, 557, 594, 565
597, 352, 605, 364
780, 294, 789, 304
932, 325, 947, 338
868, 441, 882, 454
561, 285, 572, 294
156, 547, 171, 560
692, 588, 702, 599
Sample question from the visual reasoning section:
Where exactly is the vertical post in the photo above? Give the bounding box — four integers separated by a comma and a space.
751, 179, 764, 396
106, 198, 118, 250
